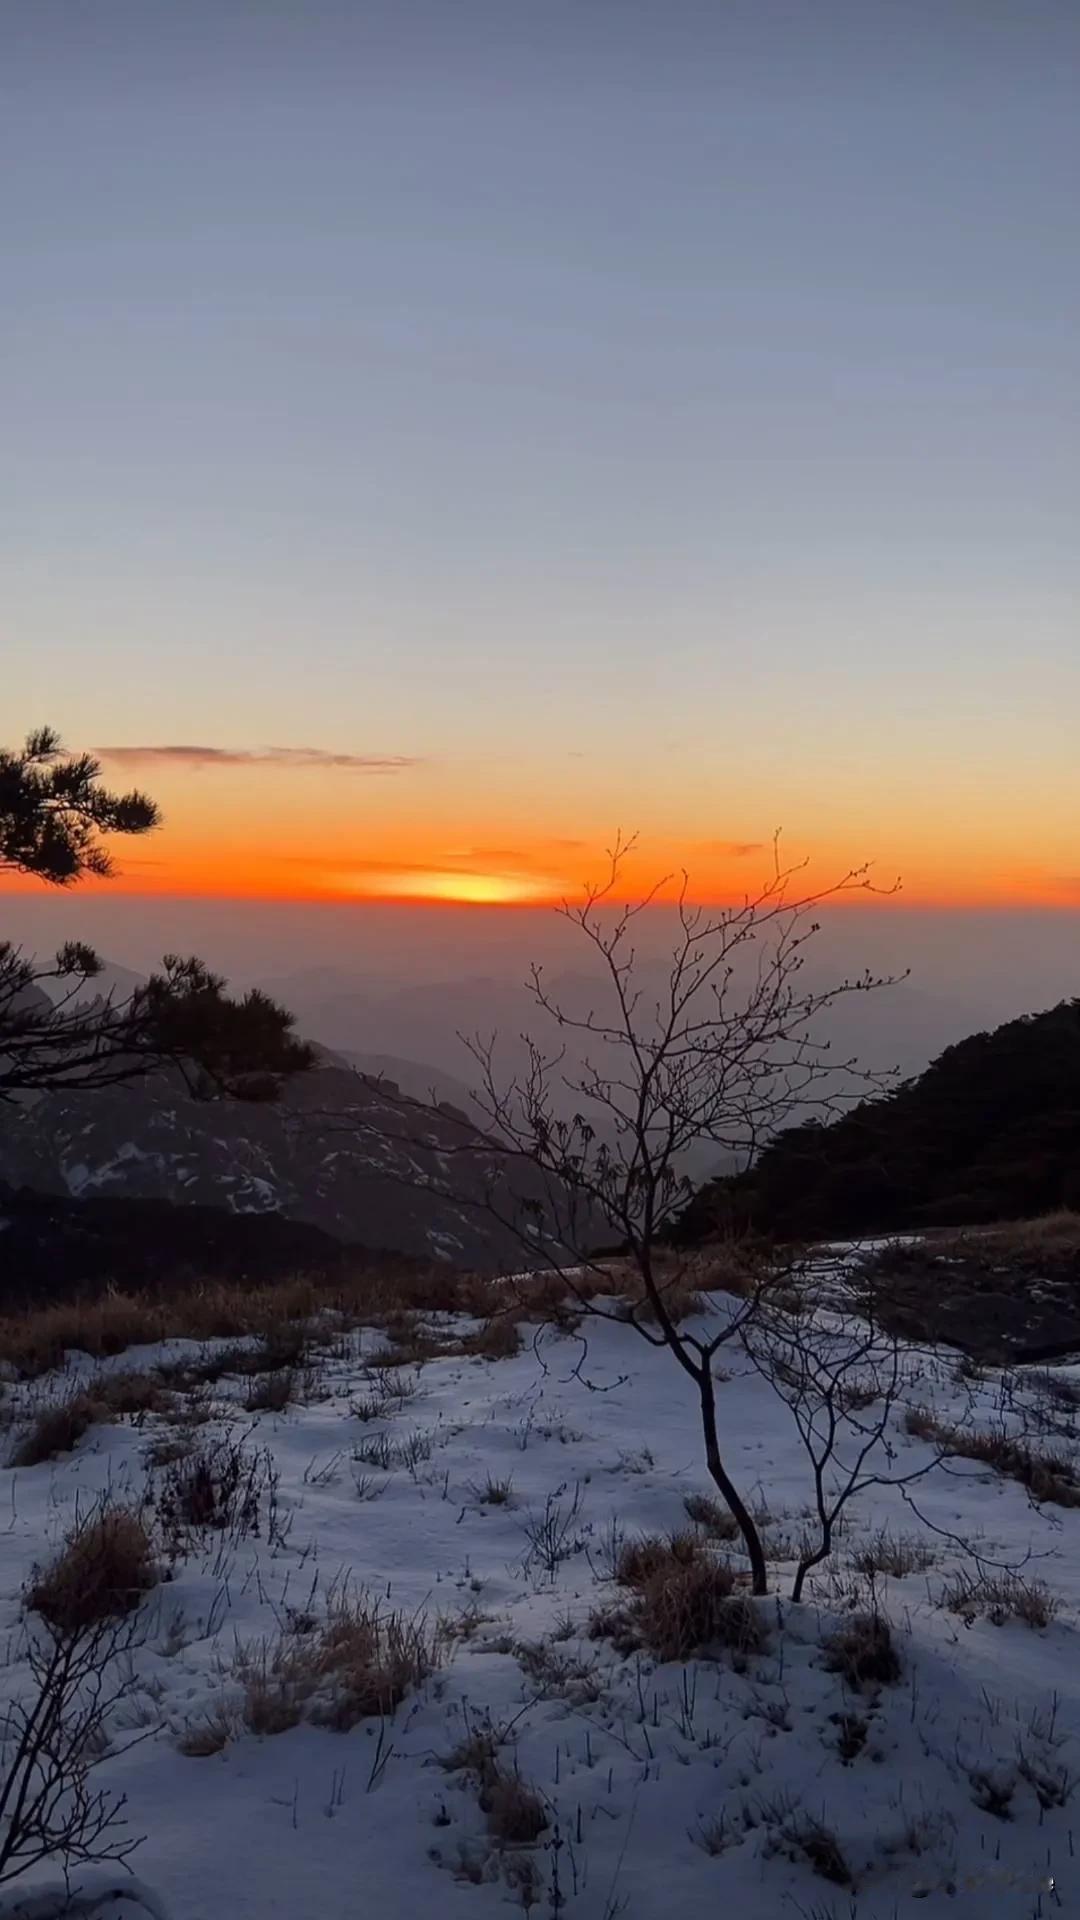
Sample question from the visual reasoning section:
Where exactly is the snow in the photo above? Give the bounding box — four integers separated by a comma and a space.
1, 1300, 1077, 1918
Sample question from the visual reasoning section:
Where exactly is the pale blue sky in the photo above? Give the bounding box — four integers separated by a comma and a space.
3, 0, 1078, 894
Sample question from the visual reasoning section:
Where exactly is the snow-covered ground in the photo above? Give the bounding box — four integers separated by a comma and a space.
2, 1299, 1077, 1918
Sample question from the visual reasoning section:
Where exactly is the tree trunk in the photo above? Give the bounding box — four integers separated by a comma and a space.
698, 1369, 768, 1596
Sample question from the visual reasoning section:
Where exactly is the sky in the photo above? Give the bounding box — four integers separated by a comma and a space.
3, 0, 1079, 912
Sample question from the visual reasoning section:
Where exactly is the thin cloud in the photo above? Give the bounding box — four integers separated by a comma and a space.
440, 847, 532, 865
97, 745, 422, 774
698, 839, 765, 858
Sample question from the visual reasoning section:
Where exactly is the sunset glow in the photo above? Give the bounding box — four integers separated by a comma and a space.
5, 5, 1077, 925
339, 869, 552, 905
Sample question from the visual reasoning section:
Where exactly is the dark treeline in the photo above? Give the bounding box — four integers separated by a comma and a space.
677, 1001, 1080, 1243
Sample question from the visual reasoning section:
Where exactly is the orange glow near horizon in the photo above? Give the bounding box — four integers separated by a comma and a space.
0, 744, 1076, 913
2, 828, 1079, 912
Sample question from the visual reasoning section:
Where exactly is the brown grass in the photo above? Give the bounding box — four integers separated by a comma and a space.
905, 1409, 1080, 1508
0, 1263, 507, 1381
635, 1558, 763, 1662
931, 1211, 1080, 1259
28, 1503, 158, 1632
0, 1246, 780, 1385
822, 1612, 901, 1689
597, 1533, 764, 1662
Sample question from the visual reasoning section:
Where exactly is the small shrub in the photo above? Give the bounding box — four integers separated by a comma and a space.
618, 1272, 704, 1326
520, 1484, 586, 1576
28, 1504, 157, 1632
156, 1436, 279, 1552
441, 1718, 548, 1844
822, 1612, 901, 1689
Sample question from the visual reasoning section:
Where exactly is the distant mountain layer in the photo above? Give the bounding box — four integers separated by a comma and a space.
0, 1062, 570, 1272
677, 1000, 1080, 1242
0, 1186, 364, 1308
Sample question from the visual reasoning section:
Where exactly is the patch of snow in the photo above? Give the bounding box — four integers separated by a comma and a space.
1, 1301, 1077, 1917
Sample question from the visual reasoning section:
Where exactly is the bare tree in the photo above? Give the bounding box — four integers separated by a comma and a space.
740, 1279, 965, 1600
0, 1613, 148, 1887
358, 835, 902, 1595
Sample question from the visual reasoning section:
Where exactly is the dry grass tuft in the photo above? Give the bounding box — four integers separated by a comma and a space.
850, 1528, 939, 1578
783, 1814, 853, 1886
27, 1503, 157, 1633
459, 1316, 522, 1361
439, 1717, 548, 1846
471, 1473, 515, 1507
244, 1367, 296, 1414
822, 1611, 901, 1689
592, 1528, 764, 1661
9, 1391, 100, 1468
614, 1530, 702, 1589
683, 1492, 741, 1542
235, 1591, 441, 1736
515, 1639, 602, 1703
482, 1769, 549, 1845
177, 1708, 237, 1757
940, 1568, 1057, 1629
635, 1558, 763, 1662
9, 1371, 176, 1468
